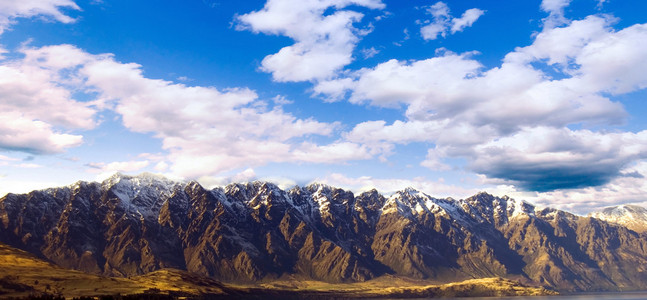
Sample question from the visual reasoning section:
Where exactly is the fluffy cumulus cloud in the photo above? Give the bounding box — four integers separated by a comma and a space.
0, 1, 96, 155
237, 0, 384, 82
321, 11, 647, 193
21, 44, 369, 179
2, 45, 99, 128
420, 2, 484, 40
0, 0, 375, 182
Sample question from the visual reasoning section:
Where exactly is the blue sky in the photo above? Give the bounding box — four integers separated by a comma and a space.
1, 0, 647, 214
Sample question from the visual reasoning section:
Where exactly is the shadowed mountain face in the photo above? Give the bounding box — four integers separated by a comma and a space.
1, 173, 647, 292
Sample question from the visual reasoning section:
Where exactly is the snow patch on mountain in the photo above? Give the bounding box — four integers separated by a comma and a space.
101, 172, 184, 220
589, 205, 647, 233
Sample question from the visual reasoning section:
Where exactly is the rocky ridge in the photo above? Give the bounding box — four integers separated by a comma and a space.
1, 173, 647, 292
589, 205, 647, 233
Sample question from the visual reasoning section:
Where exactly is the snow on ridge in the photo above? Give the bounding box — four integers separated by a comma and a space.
100, 172, 185, 220
4, 173, 555, 228
505, 197, 535, 219
382, 187, 464, 220
312, 184, 333, 217
589, 205, 647, 232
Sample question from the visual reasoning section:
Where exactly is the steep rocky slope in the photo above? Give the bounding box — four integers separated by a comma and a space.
1, 173, 647, 292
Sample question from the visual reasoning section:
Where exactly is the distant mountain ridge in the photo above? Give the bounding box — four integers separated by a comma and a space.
589, 205, 647, 233
1, 173, 647, 292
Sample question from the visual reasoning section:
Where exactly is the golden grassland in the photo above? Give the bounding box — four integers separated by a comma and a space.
0, 243, 225, 298
242, 275, 556, 298
0, 243, 556, 299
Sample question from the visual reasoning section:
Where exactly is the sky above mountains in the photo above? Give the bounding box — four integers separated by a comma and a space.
1, 0, 647, 214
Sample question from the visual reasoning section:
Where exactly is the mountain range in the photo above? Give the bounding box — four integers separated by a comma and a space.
1, 173, 647, 293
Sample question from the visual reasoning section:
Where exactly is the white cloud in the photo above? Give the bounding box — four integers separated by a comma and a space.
361, 47, 379, 59
596, 0, 608, 8
510, 16, 611, 66
0, 155, 20, 162
20, 44, 369, 179
0, 1, 95, 156
154, 161, 169, 172
87, 160, 151, 181
0, 155, 42, 169
510, 15, 647, 96
345, 120, 437, 145
347, 52, 483, 109
540, 0, 572, 28
540, 0, 571, 15
292, 142, 372, 164
0, 111, 83, 154
427, 1, 449, 18
198, 168, 298, 190
1, 45, 98, 129
313, 77, 355, 101
198, 168, 257, 188
317, 173, 478, 199
420, 2, 484, 40
87, 160, 150, 173
0, 0, 79, 35
420, 147, 451, 171
237, 0, 384, 82
320, 13, 647, 193
271, 95, 293, 105
343, 50, 624, 130
0, 178, 62, 197
17, 163, 43, 169
451, 8, 485, 34
0, 44, 100, 154
420, 23, 446, 41
575, 23, 647, 94
420, 2, 450, 40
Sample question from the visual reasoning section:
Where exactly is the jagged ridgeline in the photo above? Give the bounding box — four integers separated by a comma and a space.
1, 173, 647, 292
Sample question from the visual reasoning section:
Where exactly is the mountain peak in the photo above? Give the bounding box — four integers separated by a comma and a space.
402, 186, 421, 194
304, 182, 336, 193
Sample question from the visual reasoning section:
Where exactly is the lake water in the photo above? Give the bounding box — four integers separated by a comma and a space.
437, 292, 647, 300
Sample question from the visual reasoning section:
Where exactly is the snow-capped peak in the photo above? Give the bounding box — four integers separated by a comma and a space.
505, 197, 535, 219
382, 188, 464, 221
100, 173, 184, 220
